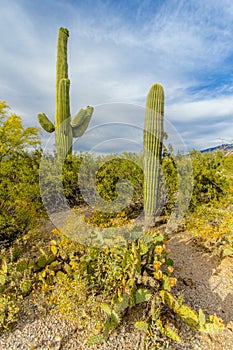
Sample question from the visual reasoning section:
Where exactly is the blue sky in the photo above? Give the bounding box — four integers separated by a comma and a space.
1, 0, 233, 151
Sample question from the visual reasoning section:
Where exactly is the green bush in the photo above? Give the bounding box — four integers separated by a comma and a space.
223, 152, 233, 181
0, 243, 36, 330
62, 153, 85, 207
60, 149, 229, 229
161, 150, 229, 214
61, 152, 144, 225
0, 150, 45, 244
0, 294, 22, 330
190, 150, 229, 208
0, 101, 44, 244
32, 227, 224, 346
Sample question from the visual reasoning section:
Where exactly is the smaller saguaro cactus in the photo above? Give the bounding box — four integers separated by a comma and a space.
143, 83, 164, 230
38, 27, 93, 161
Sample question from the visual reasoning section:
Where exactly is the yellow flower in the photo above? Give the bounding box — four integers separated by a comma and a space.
155, 246, 163, 255
169, 277, 177, 286
153, 261, 162, 270
167, 266, 174, 274
208, 314, 224, 330
154, 270, 163, 279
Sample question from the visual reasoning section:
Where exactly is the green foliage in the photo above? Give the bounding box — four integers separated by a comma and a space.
16, 260, 28, 272
37, 255, 47, 269
190, 150, 229, 208
134, 320, 149, 332
160, 150, 230, 217
161, 154, 178, 213
0, 101, 40, 161
0, 239, 38, 330
0, 294, 22, 330
31, 227, 224, 346
0, 224, 71, 331
184, 150, 233, 253
135, 288, 152, 304
0, 101, 44, 244
10, 245, 21, 262
223, 152, 233, 179
95, 155, 143, 216
61, 151, 144, 222
54, 148, 230, 239
86, 334, 105, 346
159, 290, 224, 334
223, 246, 233, 256
20, 279, 32, 295
62, 153, 84, 206
0, 150, 44, 242
199, 314, 225, 333
163, 325, 182, 342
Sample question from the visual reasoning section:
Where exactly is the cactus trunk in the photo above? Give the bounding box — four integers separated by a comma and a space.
55, 28, 71, 160
143, 83, 164, 230
56, 78, 72, 160
37, 27, 93, 161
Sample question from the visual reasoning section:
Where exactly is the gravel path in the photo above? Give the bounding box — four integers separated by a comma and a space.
167, 232, 233, 350
0, 231, 233, 349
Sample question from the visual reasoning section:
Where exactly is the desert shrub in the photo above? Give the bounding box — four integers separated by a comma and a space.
0, 101, 44, 244
61, 152, 144, 227
184, 150, 232, 251
161, 150, 229, 213
223, 152, 233, 198
62, 153, 85, 207
187, 203, 232, 239
95, 153, 143, 214
0, 243, 36, 330
0, 150, 45, 244
31, 226, 224, 347
0, 225, 65, 331
186, 157, 233, 254
63, 151, 142, 208
86, 210, 131, 229
190, 150, 229, 208
0, 294, 22, 331
160, 155, 178, 213
223, 152, 233, 177
60, 149, 229, 233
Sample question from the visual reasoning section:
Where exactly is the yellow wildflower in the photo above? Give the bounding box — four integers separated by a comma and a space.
169, 277, 177, 286
153, 261, 162, 270
154, 270, 163, 279
155, 245, 163, 255
167, 266, 174, 274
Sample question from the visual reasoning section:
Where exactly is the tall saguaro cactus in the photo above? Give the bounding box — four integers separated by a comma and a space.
143, 83, 164, 230
38, 27, 93, 161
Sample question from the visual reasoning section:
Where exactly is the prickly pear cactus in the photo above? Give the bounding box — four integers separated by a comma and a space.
38, 27, 93, 161
143, 83, 164, 230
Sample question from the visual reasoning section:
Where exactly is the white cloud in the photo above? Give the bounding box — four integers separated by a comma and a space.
167, 96, 233, 122
167, 95, 233, 149
1, 0, 233, 151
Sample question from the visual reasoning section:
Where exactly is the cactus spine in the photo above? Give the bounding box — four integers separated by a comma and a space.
38, 27, 93, 161
143, 83, 164, 230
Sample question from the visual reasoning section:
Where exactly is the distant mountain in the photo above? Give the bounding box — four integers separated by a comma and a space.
200, 143, 233, 153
